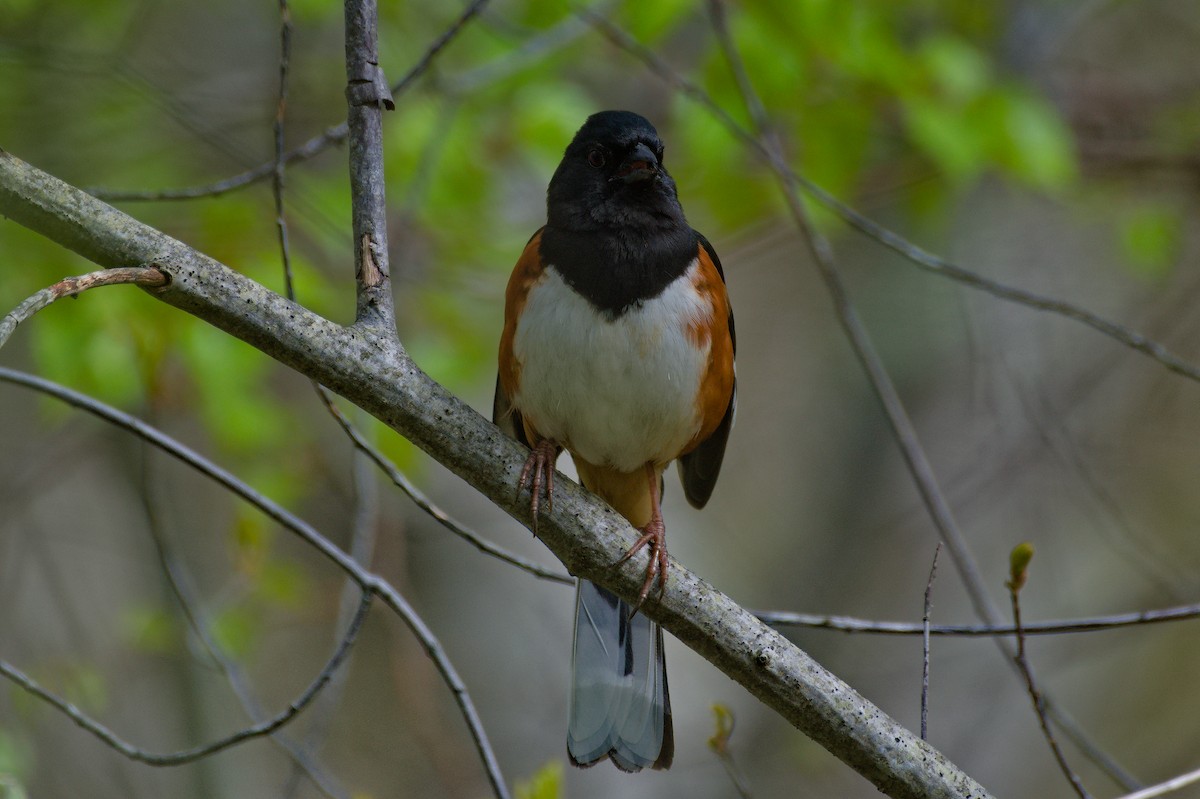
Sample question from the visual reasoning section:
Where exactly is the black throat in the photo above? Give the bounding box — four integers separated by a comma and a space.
540, 225, 698, 317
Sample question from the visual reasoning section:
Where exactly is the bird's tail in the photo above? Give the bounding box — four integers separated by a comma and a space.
566, 579, 673, 772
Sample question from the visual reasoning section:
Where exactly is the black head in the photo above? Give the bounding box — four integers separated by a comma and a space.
546, 110, 687, 234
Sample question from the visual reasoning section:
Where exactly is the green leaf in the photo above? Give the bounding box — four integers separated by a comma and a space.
903, 97, 983, 182
995, 90, 1077, 190
258, 560, 309, 609
0, 728, 33, 782
1120, 205, 1181, 278
619, 0, 694, 42
511, 84, 597, 173
708, 703, 736, 754
179, 323, 290, 455
121, 605, 179, 654
515, 760, 562, 799
1008, 542, 1034, 592
210, 605, 258, 658
919, 35, 990, 102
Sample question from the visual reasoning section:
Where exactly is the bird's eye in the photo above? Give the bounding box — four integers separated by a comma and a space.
655, 145, 665, 163
587, 148, 606, 168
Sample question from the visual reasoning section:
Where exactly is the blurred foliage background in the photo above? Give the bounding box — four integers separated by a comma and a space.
2, 0, 1200, 797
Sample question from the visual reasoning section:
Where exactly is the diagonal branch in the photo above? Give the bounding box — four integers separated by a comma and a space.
0, 146, 992, 799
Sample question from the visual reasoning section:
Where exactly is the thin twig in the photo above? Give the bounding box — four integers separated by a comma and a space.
88, 0, 491, 204
274, 11, 370, 770
280, 438, 380, 798
1008, 568, 1094, 791
0, 367, 510, 799
582, 8, 1200, 388
0, 267, 167, 349
315, 385, 572, 584
921, 544, 941, 740
139, 449, 346, 798
445, 7, 598, 94
0, 592, 371, 766
274, 0, 296, 299
1117, 765, 1200, 799
756, 600, 1200, 636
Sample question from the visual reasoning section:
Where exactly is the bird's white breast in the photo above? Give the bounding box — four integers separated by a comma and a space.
512, 260, 711, 473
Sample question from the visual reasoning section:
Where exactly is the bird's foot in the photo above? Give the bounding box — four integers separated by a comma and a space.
517, 438, 560, 535
614, 515, 668, 615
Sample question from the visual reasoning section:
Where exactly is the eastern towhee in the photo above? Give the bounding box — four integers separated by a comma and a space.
494, 110, 736, 772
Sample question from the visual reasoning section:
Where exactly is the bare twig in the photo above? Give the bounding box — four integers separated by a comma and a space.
88, 0, 491, 204
921, 544, 941, 740
757, 600, 1200, 636
139, 451, 346, 798
1007, 545, 1091, 799
273, 0, 296, 299
280, 440, 379, 798
1117, 765, 1200, 799
0, 366, 510, 799
344, 0, 396, 332
0, 267, 167, 349
445, 7, 598, 94
315, 386, 571, 584
275, 11, 369, 777
582, 8, 1200, 389
0, 592, 371, 766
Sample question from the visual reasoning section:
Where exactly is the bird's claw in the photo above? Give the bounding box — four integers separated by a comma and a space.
517, 439, 560, 535
614, 516, 668, 616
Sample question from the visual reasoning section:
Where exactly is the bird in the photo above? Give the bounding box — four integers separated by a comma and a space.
494, 110, 736, 772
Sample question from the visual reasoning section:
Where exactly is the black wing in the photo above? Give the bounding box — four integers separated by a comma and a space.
677, 232, 736, 509
492, 375, 531, 449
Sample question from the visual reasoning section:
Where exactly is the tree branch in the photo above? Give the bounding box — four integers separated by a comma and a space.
0, 592, 371, 766
758, 601, 1200, 636
0, 364, 508, 799
1007, 548, 1091, 799
87, 0, 492, 204
344, 0, 396, 331
139, 455, 347, 798
0, 148, 991, 798
1118, 766, 1200, 799
0, 266, 166, 347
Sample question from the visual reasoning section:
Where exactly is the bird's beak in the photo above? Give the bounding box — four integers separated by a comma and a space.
613, 143, 659, 183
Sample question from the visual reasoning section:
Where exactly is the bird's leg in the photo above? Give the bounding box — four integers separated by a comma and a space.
614, 464, 669, 614
517, 438, 561, 535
